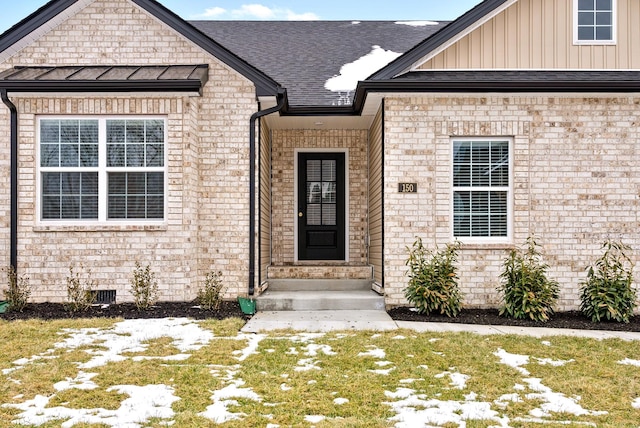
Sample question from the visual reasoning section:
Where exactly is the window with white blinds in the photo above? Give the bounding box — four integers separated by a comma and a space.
38, 117, 166, 223
452, 139, 511, 240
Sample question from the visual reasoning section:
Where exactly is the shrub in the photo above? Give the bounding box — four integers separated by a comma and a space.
65, 265, 96, 313
498, 236, 559, 322
3, 266, 30, 312
130, 261, 158, 310
197, 270, 225, 310
404, 238, 462, 317
580, 240, 636, 323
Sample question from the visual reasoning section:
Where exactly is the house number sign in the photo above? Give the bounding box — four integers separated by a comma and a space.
398, 183, 417, 193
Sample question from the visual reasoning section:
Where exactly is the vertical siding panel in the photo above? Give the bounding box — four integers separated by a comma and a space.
368, 106, 384, 286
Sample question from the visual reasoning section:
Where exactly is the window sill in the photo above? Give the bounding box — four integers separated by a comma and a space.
458, 242, 515, 251
34, 223, 168, 232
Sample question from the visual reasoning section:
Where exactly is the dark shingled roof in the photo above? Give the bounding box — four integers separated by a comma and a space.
189, 21, 447, 106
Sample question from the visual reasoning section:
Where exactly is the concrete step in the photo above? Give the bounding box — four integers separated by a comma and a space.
267, 279, 372, 292
256, 290, 385, 311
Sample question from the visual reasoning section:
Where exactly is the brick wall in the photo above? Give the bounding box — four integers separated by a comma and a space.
383, 95, 640, 311
0, 0, 258, 302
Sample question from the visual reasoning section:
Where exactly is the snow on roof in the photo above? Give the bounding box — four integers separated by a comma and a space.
324, 45, 402, 92
395, 20, 439, 26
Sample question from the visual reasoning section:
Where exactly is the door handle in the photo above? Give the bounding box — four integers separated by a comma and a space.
298, 211, 304, 218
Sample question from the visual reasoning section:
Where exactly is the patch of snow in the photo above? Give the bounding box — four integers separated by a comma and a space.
384, 387, 510, 428
334, 397, 349, 405
400, 378, 423, 384
494, 393, 523, 409
324, 45, 402, 92
395, 20, 439, 26
358, 346, 386, 359
535, 357, 575, 367
55, 318, 214, 369
368, 367, 396, 375
428, 338, 440, 343
392, 335, 406, 340
295, 358, 322, 372
494, 348, 530, 375
435, 371, 470, 390
351, 21, 361, 25
465, 391, 478, 401
619, 358, 640, 367
375, 361, 393, 367
523, 378, 608, 418
5, 384, 179, 428
305, 415, 326, 423
233, 333, 266, 362
303, 343, 336, 357
632, 398, 640, 409
199, 378, 262, 423
53, 371, 98, 391
541, 340, 552, 346
280, 383, 291, 391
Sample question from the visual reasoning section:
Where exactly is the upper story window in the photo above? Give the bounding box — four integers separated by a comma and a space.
575, 0, 616, 44
452, 138, 511, 242
38, 117, 166, 223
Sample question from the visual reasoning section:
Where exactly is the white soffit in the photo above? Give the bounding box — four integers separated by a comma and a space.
406, 0, 519, 74
0, 0, 96, 63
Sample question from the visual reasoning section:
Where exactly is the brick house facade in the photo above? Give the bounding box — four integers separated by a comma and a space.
1, 0, 639, 311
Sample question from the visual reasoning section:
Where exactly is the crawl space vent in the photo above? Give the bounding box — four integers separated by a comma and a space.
94, 290, 116, 305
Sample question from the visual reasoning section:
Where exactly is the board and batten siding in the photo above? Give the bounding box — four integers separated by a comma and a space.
368, 106, 384, 287
259, 119, 272, 285
419, 0, 640, 70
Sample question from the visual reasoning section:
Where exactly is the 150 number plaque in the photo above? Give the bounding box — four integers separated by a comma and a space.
398, 183, 417, 193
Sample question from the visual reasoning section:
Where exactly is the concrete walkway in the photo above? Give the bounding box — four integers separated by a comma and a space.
241, 310, 640, 340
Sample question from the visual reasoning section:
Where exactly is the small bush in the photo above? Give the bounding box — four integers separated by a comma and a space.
498, 236, 559, 322
580, 240, 636, 323
197, 270, 225, 310
3, 266, 30, 312
130, 261, 158, 310
404, 238, 462, 317
65, 265, 96, 313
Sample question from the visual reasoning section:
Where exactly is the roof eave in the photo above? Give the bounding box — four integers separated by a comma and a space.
0, 80, 206, 94
352, 79, 640, 114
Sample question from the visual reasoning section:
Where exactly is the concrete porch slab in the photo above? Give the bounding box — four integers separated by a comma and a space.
241, 310, 397, 332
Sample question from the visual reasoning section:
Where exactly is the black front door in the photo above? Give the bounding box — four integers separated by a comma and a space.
298, 152, 345, 260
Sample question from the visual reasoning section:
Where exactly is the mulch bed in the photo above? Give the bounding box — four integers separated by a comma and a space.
0, 301, 250, 321
387, 307, 640, 332
3, 302, 640, 333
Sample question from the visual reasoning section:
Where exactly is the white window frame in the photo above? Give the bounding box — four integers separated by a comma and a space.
36, 116, 168, 226
451, 137, 513, 244
574, 0, 617, 45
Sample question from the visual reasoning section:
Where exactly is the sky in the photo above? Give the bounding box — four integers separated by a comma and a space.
0, 0, 484, 34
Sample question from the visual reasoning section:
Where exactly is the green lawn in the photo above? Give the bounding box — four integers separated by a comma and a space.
1, 317, 639, 427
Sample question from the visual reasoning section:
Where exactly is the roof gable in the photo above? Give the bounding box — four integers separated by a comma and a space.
0, 0, 281, 97
368, 0, 515, 80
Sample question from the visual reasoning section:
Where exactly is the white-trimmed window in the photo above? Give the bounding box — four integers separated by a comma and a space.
575, 0, 616, 44
38, 117, 166, 223
452, 138, 511, 241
